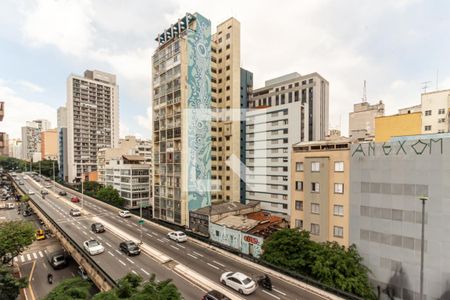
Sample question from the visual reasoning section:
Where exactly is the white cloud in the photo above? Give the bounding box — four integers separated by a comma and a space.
18, 80, 45, 93
135, 106, 152, 132
0, 80, 56, 139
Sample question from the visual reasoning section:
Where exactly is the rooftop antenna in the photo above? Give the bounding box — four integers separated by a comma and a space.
422, 81, 432, 93
362, 80, 367, 103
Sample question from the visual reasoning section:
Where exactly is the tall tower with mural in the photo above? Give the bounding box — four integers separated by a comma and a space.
152, 13, 212, 225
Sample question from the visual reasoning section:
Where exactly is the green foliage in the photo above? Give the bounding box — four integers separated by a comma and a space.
44, 277, 92, 300
20, 195, 30, 202
0, 265, 28, 300
82, 181, 103, 197
0, 156, 58, 178
262, 229, 376, 299
0, 221, 35, 265
96, 186, 125, 208
94, 273, 182, 300
0, 156, 28, 172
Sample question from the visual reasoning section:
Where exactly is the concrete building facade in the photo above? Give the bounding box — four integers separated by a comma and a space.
290, 139, 350, 246
57, 106, 67, 128
421, 89, 450, 134
67, 70, 119, 182
58, 128, 68, 181
21, 121, 42, 161
8, 138, 22, 159
152, 13, 211, 225
375, 112, 422, 142
41, 129, 58, 160
350, 137, 450, 299
349, 101, 384, 141
0, 101, 6, 156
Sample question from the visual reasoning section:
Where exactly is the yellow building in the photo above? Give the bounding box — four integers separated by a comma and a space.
40, 129, 58, 160
290, 138, 351, 247
375, 112, 421, 142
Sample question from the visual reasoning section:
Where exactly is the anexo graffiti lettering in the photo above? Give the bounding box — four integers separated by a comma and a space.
352, 138, 444, 157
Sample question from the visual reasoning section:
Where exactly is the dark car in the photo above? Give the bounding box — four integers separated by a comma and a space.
58, 191, 67, 196
91, 223, 105, 233
119, 241, 141, 256
202, 290, 230, 300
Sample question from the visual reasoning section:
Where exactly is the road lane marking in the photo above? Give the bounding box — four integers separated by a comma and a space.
262, 290, 281, 299
207, 263, 220, 270
131, 270, 138, 275
146, 233, 153, 237
177, 244, 186, 249
170, 245, 179, 251
273, 288, 287, 296
26, 254, 31, 261
193, 251, 204, 257
38, 251, 43, 258
82, 231, 88, 235
118, 259, 126, 266
97, 236, 103, 241
105, 242, 112, 247
212, 260, 225, 267
32, 252, 37, 259
140, 268, 150, 276
115, 250, 122, 255
126, 258, 135, 264
187, 254, 198, 259
157, 238, 164, 243
108, 251, 115, 257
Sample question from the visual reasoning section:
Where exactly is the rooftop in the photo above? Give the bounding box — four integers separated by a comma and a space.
214, 215, 259, 232
192, 201, 259, 216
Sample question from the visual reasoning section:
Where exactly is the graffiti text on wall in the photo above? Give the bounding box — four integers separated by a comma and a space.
352, 138, 443, 157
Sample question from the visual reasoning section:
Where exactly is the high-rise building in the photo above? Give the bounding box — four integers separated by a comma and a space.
32, 119, 51, 131
8, 138, 22, 159
67, 70, 119, 182
0, 101, 3, 121
21, 121, 42, 161
0, 102, 7, 156
152, 13, 211, 225
57, 106, 67, 128
290, 138, 351, 246
249, 72, 329, 141
210, 17, 253, 204
40, 129, 58, 160
421, 89, 450, 134
349, 100, 384, 141
245, 73, 329, 217
350, 137, 450, 299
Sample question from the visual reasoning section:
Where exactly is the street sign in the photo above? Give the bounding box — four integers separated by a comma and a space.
138, 219, 144, 225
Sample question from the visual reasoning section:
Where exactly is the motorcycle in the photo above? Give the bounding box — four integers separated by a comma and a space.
256, 274, 272, 291
47, 273, 53, 284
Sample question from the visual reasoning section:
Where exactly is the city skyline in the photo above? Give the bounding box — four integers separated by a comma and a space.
2, 0, 450, 139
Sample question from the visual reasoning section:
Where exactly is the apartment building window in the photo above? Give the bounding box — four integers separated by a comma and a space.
311, 203, 320, 214
295, 200, 303, 211
438, 118, 446, 123
425, 125, 432, 131
295, 181, 303, 191
296, 162, 304, 172
333, 205, 344, 216
425, 110, 432, 116
334, 183, 344, 194
334, 161, 344, 172
311, 182, 320, 193
438, 108, 446, 114
333, 226, 344, 238
311, 162, 320, 172
226, 33, 230, 39
310, 223, 320, 235
295, 219, 303, 229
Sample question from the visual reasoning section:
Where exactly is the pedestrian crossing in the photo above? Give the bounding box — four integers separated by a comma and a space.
14, 250, 44, 263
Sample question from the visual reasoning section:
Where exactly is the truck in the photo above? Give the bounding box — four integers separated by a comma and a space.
44, 245, 68, 269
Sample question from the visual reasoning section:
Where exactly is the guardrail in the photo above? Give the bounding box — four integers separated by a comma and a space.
10, 176, 117, 292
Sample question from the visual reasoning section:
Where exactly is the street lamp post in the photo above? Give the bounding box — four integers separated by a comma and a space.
139, 198, 143, 244
419, 196, 428, 300
52, 161, 55, 192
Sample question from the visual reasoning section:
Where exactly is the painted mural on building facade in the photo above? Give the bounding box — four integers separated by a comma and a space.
187, 13, 212, 211
352, 138, 444, 157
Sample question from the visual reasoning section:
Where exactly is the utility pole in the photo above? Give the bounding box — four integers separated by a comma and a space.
52, 161, 55, 192
419, 196, 428, 300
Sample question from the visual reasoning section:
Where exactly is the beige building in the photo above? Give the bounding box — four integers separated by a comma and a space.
210, 18, 252, 204
41, 129, 58, 160
421, 89, 450, 134
290, 138, 351, 247
349, 100, 384, 141
0, 102, 7, 156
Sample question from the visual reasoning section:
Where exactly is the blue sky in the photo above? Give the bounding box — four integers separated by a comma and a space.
1, 0, 450, 139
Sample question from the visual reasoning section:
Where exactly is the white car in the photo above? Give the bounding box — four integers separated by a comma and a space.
28, 190, 35, 195
83, 239, 105, 255
168, 231, 188, 243
70, 209, 81, 216
220, 272, 256, 295
118, 210, 131, 218
45, 184, 52, 188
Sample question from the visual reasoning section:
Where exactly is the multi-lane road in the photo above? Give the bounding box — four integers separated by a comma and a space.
18, 174, 337, 300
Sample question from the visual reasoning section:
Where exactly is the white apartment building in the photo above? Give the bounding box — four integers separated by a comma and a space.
349, 101, 384, 141
102, 156, 151, 209
421, 89, 450, 134
8, 138, 22, 159
67, 70, 119, 182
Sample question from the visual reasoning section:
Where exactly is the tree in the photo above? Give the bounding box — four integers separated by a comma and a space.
96, 186, 125, 208
44, 277, 92, 300
262, 229, 376, 299
0, 221, 35, 265
0, 265, 28, 299
20, 195, 30, 203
